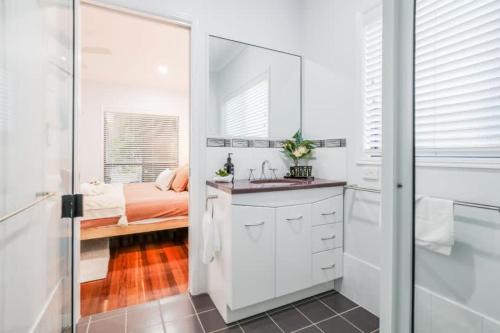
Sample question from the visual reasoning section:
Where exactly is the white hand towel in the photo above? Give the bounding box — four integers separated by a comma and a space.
202, 210, 221, 264
415, 195, 454, 255
81, 182, 105, 196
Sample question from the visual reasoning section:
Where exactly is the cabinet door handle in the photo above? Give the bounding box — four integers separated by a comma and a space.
244, 221, 265, 227
285, 216, 303, 221
321, 211, 336, 216
321, 235, 336, 240
321, 264, 336, 270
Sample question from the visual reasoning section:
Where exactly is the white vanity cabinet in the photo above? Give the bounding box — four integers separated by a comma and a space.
206, 182, 345, 323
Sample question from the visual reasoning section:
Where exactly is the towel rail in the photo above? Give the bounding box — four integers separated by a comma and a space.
344, 185, 500, 212
0, 192, 56, 224
206, 194, 218, 210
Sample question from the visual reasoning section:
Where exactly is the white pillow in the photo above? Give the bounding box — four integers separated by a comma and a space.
155, 169, 176, 191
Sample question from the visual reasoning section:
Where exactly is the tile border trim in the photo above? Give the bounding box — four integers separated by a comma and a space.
207, 138, 346, 148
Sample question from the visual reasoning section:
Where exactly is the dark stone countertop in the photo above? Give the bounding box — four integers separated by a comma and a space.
206, 178, 347, 194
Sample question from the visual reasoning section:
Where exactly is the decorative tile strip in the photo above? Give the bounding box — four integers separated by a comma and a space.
270, 140, 286, 148
324, 138, 346, 148
311, 140, 324, 148
206, 138, 346, 148
231, 139, 250, 148
251, 140, 270, 148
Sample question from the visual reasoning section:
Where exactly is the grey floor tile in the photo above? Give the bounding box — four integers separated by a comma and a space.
127, 304, 163, 332
88, 314, 126, 333
269, 307, 311, 332
240, 315, 282, 333
216, 325, 244, 332
163, 315, 204, 333
237, 312, 268, 325
160, 294, 196, 322
190, 293, 216, 313
342, 307, 379, 332
318, 293, 358, 314
76, 321, 89, 333
295, 325, 323, 333
198, 309, 230, 332
295, 299, 336, 323
91, 307, 126, 321
317, 316, 360, 333
128, 323, 166, 333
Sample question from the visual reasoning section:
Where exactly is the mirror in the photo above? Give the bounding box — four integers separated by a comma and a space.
208, 36, 301, 139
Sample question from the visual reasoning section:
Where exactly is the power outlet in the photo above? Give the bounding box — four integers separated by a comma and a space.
362, 166, 379, 181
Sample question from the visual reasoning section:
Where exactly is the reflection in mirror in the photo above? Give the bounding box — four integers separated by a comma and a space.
208, 36, 301, 139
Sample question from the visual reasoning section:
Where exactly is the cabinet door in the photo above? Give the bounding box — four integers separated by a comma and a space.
312, 248, 343, 285
311, 195, 343, 226
276, 204, 312, 296
230, 205, 275, 309
311, 223, 343, 253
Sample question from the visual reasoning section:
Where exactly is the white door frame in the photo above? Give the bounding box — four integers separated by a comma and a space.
379, 0, 415, 332
74, 0, 208, 323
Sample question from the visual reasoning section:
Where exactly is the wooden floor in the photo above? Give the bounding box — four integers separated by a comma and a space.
80, 230, 189, 316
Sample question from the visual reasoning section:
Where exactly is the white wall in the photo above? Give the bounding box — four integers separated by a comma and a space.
91, 0, 305, 296
413, 165, 500, 332
300, 0, 382, 317
300, 2, 500, 332
79, 80, 190, 183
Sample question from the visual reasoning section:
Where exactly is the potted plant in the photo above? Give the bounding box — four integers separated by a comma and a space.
281, 130, 316, 178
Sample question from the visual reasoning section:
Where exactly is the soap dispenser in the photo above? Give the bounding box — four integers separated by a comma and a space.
224, 153, 234, 178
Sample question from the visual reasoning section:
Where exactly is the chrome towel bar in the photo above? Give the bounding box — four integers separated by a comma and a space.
206, 194, 218, 210
0, 192, 56, 224
344, 185, 500, 212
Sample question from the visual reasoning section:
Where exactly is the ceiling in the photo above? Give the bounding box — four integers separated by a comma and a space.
81, 3, 190, 91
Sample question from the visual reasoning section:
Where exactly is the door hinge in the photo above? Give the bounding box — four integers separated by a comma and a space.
61, 194, 84, 218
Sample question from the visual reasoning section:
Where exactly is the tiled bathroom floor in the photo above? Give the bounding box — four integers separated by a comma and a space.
77, 290, 379, 333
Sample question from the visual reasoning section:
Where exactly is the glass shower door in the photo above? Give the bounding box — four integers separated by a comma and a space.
413, 0, 500, 332
0, 0, 75, 332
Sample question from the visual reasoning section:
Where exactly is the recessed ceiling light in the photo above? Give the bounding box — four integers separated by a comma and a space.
157, 65, 169, 75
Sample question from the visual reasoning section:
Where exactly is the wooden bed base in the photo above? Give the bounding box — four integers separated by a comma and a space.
80, 217, 189, 241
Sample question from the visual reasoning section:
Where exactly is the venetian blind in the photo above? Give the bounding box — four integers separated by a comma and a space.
415, 0, 500, 156
104, 112, 179, 183
363, 14, 383, 153
222, 74, 269, 138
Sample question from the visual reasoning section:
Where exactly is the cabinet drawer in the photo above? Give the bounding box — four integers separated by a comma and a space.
311, 223, 343, 253
312, 248, 343, 285
276, 204, 311, 297
230, 205, 276, 309
311, 195, 343, 226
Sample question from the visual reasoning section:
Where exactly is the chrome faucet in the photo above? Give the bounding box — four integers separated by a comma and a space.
260, 160, 271, 179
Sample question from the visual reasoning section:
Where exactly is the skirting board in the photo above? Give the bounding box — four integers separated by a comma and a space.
215, 282, 335, 323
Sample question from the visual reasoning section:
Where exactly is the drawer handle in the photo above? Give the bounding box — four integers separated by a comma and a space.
321, 264, 336, 270
321, 235, 336, 240
244, 221, 265, 227
286, 216, 303, 221
321, 211, 336, 216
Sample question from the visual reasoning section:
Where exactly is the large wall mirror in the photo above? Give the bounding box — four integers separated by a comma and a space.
208, 36, 301, 139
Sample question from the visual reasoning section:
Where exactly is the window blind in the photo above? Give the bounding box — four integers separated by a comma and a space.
222, 74, 269, 138
415, 0, 500, 156
104, 112, 179, 183
363, 15, 383, 153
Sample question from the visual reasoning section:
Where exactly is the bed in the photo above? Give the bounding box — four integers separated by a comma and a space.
80, 182, 189, 240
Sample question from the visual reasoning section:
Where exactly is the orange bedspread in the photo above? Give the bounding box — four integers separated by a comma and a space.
81, 183, 188, 229
124, 182, 188, 222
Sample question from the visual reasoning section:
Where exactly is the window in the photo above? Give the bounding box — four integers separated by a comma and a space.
362, 10, 383, 154
415, 0, 500, 157
104, 112, 178, 183
221, 73, 269, 138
